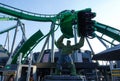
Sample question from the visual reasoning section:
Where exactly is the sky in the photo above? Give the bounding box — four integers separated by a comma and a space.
0, 0, 120, 54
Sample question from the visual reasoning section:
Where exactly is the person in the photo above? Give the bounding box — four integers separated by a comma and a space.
29, 74, 34, 81
7, 74, 15, 81
55, 35, 84, 75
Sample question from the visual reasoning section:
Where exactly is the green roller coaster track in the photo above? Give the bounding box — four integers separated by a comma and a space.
0, 3, 57, 22
94, 22, 120, 42
12, 30, 44, 64
0, 3, 120, 64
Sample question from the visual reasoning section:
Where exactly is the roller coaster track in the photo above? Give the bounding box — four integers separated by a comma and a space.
0, 2, 119, 43
0, 3, 57, 22
0, 16, 16, 21
0, 3, 59, 64
94, 22, 120, 45
11, 30, 44, 64
0, 3, 120, 63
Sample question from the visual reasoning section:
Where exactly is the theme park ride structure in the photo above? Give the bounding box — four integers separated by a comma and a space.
0, 3, 120, 64
0, 3, 120, 81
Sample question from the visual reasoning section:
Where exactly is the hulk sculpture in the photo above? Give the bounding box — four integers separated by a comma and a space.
55, 35, 84, 75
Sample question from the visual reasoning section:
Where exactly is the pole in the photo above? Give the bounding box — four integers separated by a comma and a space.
10, 23, 19, 54
16, 53, 22, 81
36, 35, 50, 63
73, 24, 78, 62
26, 52, 33, 81
51, 22, 55, 63
96, 35, 114, 81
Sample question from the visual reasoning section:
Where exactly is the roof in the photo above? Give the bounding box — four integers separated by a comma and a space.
92, 44, 120, 61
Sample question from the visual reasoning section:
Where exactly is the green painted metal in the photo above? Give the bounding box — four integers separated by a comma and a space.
94, 22, 120, 42
0, 17, 16, 21
60, 10, 76, 38
0, 25, 17, 34
59, 8, 95, 38
11, 30, 44, 64
0, 3, 56, 22
0, 3, 120, 63
0, 3, 120, 42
